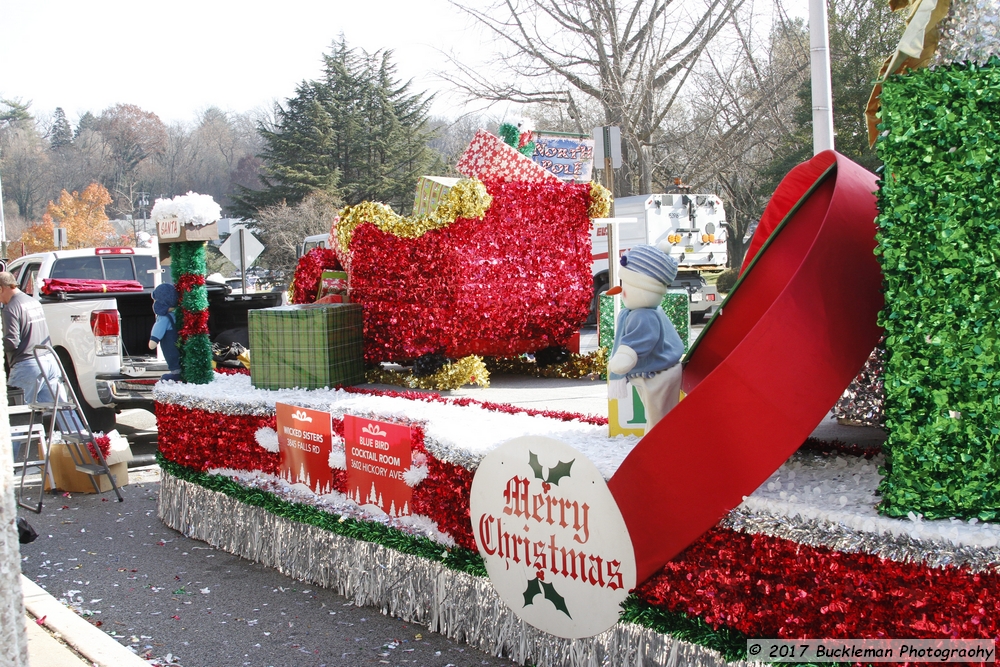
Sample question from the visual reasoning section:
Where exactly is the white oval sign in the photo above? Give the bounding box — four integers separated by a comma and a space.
470, 436, 636, 638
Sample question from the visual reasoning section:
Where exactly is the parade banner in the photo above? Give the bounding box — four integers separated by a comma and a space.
344, 415, 413, 516
276, 402, 335, 495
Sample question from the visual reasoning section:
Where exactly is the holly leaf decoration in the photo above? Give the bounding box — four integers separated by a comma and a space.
522, 577, 571, 618
528, 451, 545, 481
546, 459, 574, 485
522, 577, 543, 607
541, 580, 572, 618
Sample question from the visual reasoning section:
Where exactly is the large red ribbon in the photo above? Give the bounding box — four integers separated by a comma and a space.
608, 151, 883, 583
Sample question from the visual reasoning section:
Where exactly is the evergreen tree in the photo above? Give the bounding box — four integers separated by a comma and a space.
231, 82, 341, 217
763, 0, 902, 180
50, 107, 73, 149
0, 98, 31, 127
75, 111, 97, 138
231, 38, 437, 219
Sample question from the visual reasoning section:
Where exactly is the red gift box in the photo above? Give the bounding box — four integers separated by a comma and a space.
456, 129, 559, 184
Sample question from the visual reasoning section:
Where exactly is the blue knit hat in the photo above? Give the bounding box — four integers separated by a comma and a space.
152, 283, 178, 316
620, 245, 678, 289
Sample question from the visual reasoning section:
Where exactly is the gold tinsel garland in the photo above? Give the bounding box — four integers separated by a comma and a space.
484, 348, 608, 380
589, 182, 613, 219
366, 355, 491, 391
335, 179, 492, 253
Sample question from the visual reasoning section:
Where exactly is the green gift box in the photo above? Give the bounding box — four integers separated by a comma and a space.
249, 303, 365, 390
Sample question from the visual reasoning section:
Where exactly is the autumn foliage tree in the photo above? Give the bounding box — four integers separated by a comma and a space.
19, 183, 120, 253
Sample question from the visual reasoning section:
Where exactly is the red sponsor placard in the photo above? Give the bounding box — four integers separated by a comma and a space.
344, 415, 412, 516
276, 402, 335, 495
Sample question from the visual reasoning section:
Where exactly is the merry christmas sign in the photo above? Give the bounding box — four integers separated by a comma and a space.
470, 436, 636, 638
344, 415, 413, 516
276, 402, 335, 494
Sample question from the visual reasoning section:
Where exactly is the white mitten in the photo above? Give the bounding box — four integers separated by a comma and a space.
607, 345, 638, 375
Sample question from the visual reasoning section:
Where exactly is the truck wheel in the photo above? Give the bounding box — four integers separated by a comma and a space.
534, 346, 571, 367
56, 349, 117, 433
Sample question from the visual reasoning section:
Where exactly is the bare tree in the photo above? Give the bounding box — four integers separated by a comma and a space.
445, 0, 746, 195
649, 2, 810, 266
427, 113, 500, 172
94, 104, 168, 216
249, 192, 342, 271
0, 120, 49, 219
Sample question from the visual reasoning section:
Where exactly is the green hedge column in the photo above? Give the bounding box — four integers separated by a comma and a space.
876, 59, 1000, 520
170, 242, 213, 385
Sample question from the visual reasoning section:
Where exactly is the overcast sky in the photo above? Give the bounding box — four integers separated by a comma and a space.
2, 0, 812, 127
0, 0, 488, 126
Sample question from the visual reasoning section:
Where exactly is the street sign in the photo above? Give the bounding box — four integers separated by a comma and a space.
219, 227, 264, 267
591, 126, 622, 168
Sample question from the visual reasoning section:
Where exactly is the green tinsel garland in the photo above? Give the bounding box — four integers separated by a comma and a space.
160, 454, 800, 661
619, 596, 748, 662
170, 241, 213, 385
876, 58, 1000, 520
599, 292, 690, 353
497, 122, 534, 157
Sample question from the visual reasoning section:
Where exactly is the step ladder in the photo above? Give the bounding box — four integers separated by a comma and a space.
17, 344, 124, 513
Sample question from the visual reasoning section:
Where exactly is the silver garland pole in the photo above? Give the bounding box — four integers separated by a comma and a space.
0, 371, 29, 665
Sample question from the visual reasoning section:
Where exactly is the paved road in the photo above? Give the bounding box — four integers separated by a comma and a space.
18, 467, 520, 667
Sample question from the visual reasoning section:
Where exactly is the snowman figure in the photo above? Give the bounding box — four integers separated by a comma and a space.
606, 244, 685, 434
149, 283, 181, 381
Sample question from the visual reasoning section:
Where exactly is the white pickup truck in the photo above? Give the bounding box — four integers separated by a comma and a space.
4, 246, 282, 431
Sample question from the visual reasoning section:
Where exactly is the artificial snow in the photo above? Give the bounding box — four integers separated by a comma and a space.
161, 374, 1000, 555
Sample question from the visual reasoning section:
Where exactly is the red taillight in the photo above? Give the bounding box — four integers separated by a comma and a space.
706, 294, 716, 301
95, 247, 134, 255
91, 310, 120, 336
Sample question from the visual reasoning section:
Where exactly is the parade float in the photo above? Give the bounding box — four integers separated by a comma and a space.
155, 12, 1000, 657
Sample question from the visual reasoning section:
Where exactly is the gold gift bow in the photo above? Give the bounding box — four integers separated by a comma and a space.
865, 0, 952, 147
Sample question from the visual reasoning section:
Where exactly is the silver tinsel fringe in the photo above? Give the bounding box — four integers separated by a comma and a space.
159, 472, 759, 667
833, 346, 884, 427
723, 507, 1000, 573
936, 0, 1000, 67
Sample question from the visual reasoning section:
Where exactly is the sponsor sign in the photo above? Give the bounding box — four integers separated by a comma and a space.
470, 436, 636, 638
344, 415, 413, 516
531, 133, 595, 182
276, 402, 335, 494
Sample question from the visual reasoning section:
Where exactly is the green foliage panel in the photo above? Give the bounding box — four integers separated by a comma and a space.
876, 59, 1000, 520
599, 290, 690, 353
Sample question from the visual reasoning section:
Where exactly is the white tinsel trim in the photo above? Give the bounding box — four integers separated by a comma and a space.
204, 467, 455, 547
403, 464, 429, 487
151, 191, 221, 227
254, 427, 279, 453
328, 449, 346, 470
